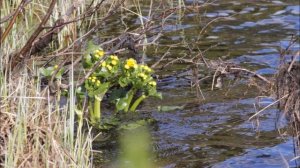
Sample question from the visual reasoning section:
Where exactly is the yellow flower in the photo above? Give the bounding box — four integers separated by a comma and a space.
141, 65, 151, 72
88, 77, 92, 80
95, 80, 101, 86
111, 60, 118, 65
91, 79, 96, 83
54, 65, 58, 69
101, 61, 107, 67
149, 81, 157, 86
92, 76, 97, 80
125, 58, 137, 69
107, 65, 112, 71
110, 55, 119, 60
145, 66, 152, 72
95, 50, 105, 57
138, 73, 147, 80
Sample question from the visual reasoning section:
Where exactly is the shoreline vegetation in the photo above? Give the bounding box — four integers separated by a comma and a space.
0, 0, 299, 167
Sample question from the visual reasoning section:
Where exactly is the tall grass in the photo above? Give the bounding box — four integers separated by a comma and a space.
0, 0, 100, 167
0, 68, 93, 167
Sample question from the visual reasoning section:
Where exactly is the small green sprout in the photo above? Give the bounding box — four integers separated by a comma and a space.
39, 64, 64, 79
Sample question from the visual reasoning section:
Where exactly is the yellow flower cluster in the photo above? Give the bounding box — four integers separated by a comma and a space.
140, 65, 152, 73
138, 73, 147, 80
94, 49, 105, 59
102, 62, 112, 71
100, 55, 119, 71
124, 58, 138, 69
148, 81, 157, 86
88, 76, 101, 86
110, 55, 119, 66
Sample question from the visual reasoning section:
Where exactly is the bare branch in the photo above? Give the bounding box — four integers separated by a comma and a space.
10, 0, 57, 69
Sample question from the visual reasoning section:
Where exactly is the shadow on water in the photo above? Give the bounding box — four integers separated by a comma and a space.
93, 0, 300, 167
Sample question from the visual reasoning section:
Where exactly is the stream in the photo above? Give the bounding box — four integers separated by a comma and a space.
93, 0, 300, 167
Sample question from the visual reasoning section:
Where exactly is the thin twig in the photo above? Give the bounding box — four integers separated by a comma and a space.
288, 50, 300, 72
151, 48, 171, 68
249, 94, 289, 120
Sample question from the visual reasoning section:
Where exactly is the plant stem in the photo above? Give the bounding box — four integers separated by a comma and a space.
93, 95, 101, 123
89, 101, 96, 124
75, 103, 84, 129
129, 94, 147, 112
77, 111, 83, 129
124, 89, 136, 112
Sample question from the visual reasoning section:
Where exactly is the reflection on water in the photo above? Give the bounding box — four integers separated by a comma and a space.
95, 0, 300, 167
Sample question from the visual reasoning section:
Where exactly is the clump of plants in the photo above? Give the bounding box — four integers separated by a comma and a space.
40, 44, 161, 128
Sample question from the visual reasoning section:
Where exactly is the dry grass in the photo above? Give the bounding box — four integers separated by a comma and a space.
276, 51, 300, 156
0, 71, 93, 167
0, 0, 105, 167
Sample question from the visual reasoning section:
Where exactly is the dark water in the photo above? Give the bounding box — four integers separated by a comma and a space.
95, 0, 300, 167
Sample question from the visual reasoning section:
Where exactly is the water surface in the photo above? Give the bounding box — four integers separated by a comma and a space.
95, 1, 300, 167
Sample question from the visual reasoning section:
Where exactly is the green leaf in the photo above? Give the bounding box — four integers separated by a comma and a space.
39, 67, 65, 79
157, 105, 185, 112
83, 41, 103, 69
84, 81, 93, 92
115, 89, 136, 111
118, 77, 131, 87
94, 82, 110, 96
39, 67, 53, 77
86, 82, 110, 97
55, 68, 65, 79
118, 120, 147, 130
116, 97, 128, 111
83, 54, 93, 69
85, 41, 102, 57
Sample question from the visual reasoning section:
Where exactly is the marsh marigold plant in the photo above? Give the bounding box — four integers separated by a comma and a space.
70, 43, 161, 128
